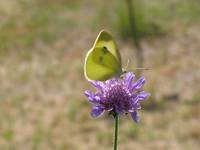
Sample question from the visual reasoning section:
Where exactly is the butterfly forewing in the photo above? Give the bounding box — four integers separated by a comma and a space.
84, 30, 122, 81
94, 31, 122, 65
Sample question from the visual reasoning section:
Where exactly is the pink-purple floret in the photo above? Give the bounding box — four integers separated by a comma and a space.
84, 72, 150, 123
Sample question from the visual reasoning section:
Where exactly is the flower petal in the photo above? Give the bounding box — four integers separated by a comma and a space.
91, 106, 105, 118
138, 91, 150, 100
124, 72, 135, 88
130, 95, 139, 104
130, 111, 140, 123
105, 79, 116, 85
89, 81, 105, 90
84, 91, 100, 103
133, 102, 141, 109
132, 76, 146, 90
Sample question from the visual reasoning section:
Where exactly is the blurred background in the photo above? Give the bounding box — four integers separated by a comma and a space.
0, 0, 200, 149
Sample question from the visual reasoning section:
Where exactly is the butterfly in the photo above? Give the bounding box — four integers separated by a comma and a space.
84, 30, 122, 81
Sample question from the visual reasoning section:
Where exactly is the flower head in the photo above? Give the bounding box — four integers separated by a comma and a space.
84, 72, 150, 123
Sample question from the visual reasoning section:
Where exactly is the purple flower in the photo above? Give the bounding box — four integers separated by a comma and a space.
84, 72, 150, 123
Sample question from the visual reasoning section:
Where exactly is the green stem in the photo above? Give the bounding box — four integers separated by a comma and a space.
125, 0, 143, 78
113, 113, 119, 150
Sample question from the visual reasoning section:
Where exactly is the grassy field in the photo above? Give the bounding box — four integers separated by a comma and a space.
0, 0, 200, 149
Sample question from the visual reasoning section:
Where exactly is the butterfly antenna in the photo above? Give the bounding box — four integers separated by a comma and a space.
125, 59, 130, 70
122, 59, 130, 73
135, 67, 152, 70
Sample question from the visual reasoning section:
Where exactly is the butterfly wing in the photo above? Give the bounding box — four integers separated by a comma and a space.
84, 30, 122, 81
94, 30, 122, 64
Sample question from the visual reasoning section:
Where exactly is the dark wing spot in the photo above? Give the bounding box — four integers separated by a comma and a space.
102, 46, 108, 54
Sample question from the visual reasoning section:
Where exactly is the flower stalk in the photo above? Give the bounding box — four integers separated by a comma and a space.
114, 113, 119, 150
